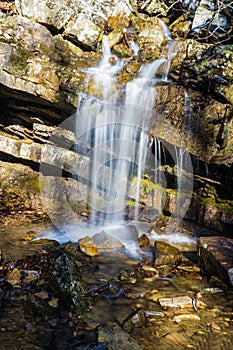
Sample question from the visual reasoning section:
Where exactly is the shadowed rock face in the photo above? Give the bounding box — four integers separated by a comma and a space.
198, 236, 233, 286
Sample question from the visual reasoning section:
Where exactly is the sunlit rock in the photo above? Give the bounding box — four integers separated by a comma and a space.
6, 268, 22, 286
169, 15, 191, 38
22, 230, 39, 241
78, 236, 99, 256
63, 14, 101, 49
192, 1, 215, 31
132, 16, 167, 58
92, 231, 125, 251
138, 233, 150, 248
15, 0, 75, 29
192, 0, 227, 32
15, 0, 134, 33
0, 0, 232, 238
60, 241, 91, 264
138, 0, 167, 16
0, 14, 60, 101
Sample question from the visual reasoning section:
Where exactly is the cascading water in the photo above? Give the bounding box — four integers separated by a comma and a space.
75, 36, 169, 225
167, 89, 193, 227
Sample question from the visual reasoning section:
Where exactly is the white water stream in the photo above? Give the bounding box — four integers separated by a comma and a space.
76, 37, 169, 225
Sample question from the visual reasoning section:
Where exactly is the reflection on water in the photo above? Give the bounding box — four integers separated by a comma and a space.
0, 221, 55, 258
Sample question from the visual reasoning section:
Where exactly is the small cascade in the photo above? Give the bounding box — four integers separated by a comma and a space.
150, 137, 163, 185
174, 146, 186, 205
183, 90, 192, 129
204, 162, 209, 177
158, 18, 177, 82
130, 40, 139, 56
165, 89, 193, 231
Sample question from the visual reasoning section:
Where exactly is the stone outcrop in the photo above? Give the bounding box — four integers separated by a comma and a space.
0, 160, 44, 215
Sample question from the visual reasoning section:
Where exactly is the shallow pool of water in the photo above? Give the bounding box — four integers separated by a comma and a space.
0, 220, 232, 349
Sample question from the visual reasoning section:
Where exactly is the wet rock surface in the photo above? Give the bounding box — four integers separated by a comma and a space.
49, 253, 94, 315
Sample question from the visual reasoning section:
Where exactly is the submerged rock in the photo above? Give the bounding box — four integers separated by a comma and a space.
78, 236, 99, 256
26, 294, 56, 316
122, 309, 146, 332
173, 314, 201, 323
98, 321, 143, 350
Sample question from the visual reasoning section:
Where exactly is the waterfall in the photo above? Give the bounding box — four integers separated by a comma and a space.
75, 37, 169, 225
39, 26, 194, 249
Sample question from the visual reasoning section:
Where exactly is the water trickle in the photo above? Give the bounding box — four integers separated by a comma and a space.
204, 162, 209, 177
183, 89, 192, 129
130, 40, 139, 56
164, 89, 194, 232
153, 137, 163, 185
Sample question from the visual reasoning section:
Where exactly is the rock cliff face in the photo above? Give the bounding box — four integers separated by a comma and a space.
0, 0, 232, 227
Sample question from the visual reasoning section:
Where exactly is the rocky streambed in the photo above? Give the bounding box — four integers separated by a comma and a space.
0, 220, 233, 350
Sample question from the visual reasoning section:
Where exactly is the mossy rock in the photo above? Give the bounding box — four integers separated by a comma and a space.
49, 254, 93, 315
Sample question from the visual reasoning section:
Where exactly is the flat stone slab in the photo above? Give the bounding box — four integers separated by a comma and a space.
158, 296, 194, 309
197, 236, 233, 286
